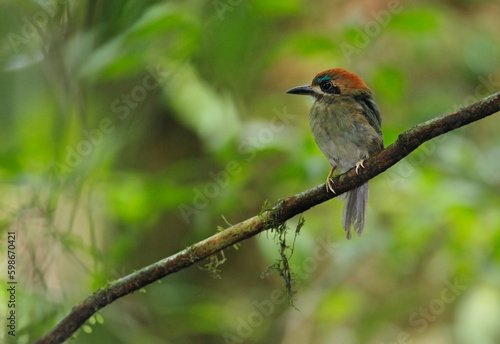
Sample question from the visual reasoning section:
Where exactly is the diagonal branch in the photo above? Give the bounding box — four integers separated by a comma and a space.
35, 91, 500, 344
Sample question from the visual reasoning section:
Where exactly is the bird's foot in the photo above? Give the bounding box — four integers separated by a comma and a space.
325, 165, 337, 193
355, 159, 365, 174
326, 178, 336, 194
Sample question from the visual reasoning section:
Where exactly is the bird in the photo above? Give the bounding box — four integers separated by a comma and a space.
286, 68, 384, 239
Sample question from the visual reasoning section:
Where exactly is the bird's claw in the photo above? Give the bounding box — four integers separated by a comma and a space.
355, 160, 365, 174
325, 178, 336, 194
325, 165, 337, 193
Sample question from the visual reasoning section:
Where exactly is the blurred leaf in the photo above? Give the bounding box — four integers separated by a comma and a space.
464, 36, 500, 75
126, 3, 201, 59
280, 33, 338, 56
95, 314, 104, 325
390, 8, 440, 32
79, 3, 201, 81
251, 0, 302, 17
166, 64, 241, 150
456, 284, 500, 344
317, 288, 363, 323
372, 66, 406, 103
107, 174, 153, 224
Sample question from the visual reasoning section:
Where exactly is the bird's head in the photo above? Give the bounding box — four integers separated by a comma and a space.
286, 68, 371, 100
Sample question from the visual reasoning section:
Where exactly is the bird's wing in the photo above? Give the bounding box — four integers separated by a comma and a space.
357, 95, 382, 136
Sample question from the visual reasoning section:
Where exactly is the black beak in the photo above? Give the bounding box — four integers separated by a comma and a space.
286, 85, 314, 95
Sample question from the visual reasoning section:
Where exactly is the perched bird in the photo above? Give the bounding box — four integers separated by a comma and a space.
286, 68, 384, 239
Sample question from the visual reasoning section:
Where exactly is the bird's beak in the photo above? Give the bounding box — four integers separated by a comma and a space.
286, 85, 314, 95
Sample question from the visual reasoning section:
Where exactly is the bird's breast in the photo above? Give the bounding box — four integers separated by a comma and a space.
309, 100, 379, 172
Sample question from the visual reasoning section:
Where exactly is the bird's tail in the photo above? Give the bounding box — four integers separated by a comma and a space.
342, 182, 369, 239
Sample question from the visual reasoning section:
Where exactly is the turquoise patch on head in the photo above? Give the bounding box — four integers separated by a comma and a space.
317, 75, 330, 82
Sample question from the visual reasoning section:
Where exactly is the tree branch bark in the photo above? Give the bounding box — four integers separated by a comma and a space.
35, 91, 500, 344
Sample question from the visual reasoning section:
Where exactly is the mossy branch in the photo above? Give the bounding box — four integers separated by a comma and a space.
35, 91, 500, 344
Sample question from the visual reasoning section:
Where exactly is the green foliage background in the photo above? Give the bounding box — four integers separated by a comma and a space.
1, 0, 500, 343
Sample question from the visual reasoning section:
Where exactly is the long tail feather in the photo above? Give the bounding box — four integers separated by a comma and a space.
342, 182, 369, 239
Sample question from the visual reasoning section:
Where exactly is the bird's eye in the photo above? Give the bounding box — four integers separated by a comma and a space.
320, 80, 332, 91
320, 80, 341, 94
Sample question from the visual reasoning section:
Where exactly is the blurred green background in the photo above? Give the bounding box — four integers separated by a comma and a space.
1, 0, 500, 343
